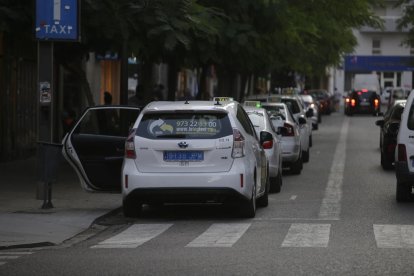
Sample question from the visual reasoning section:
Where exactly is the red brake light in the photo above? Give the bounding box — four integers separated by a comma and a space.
262, 140, 273, 149
351, 99, 356, 107
232, 128, 245, 158
357, 92, 362, 95
398, 144, 407, 162
125, 128, 137, 159
361, 89, 368, 92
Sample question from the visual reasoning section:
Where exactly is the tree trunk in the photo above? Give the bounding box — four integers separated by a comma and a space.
167, 60, 179, 101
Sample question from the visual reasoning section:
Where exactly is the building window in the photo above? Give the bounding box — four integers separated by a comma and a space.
372, 39, 381, 55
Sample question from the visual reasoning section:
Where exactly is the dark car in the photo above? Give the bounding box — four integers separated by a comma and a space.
307, 89, 333, 115
375, 100, 406, 170
344, 89, 381, 116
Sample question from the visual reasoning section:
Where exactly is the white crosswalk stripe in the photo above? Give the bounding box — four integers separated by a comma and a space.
0, 252, 34, 266
92, 224, 173, 249
186, 223, 251, 248
281, 223, 331, 248
374, 224, 414, 248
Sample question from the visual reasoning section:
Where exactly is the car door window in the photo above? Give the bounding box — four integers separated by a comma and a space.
407, 101, 414, 130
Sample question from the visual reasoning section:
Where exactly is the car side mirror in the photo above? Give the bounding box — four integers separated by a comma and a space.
375, 120, 384, 127
298, 117, 307, 125
305, 109, 314, 118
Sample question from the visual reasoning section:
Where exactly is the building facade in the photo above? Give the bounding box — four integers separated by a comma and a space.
333, 0, 414, 95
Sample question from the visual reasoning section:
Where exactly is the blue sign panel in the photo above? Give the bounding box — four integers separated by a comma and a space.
36, 0, 79, 41
345, 55, 414, 72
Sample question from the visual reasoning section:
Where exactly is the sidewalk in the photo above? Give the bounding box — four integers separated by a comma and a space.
0, 156, 121, 249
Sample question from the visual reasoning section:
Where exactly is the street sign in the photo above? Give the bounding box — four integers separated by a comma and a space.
35, 0, 79, 41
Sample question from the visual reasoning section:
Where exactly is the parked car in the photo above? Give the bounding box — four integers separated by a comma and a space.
395, 92, 414, 201
375, 100, 406, 170
122, 100, 269, 217
261, 102, 303, 174
244, 106, 283, 193
300, 94, 320, 130
344, 89, 381, 116
267, 95, 313, 162
307, 89, 333, 115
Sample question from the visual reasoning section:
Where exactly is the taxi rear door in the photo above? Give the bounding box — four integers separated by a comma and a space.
62, 106, 140, 192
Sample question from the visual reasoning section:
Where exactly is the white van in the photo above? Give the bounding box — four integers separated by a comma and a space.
395, 91, 414, 201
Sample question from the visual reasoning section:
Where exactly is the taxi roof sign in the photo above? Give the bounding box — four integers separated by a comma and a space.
213, 97, 234, 102
244, 101, 262, 108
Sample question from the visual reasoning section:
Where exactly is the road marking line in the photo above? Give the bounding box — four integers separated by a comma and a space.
186, 223, 251, 247
0, 262, 6, 266
374, 224, 414, 248
0, 252, 33, 255
290, 195, 297, 201
0, 256, 19, 260
281, 223, 331, 247
92, 224, 172, 249
318, 117, 349, 220
253, 217, 339, 221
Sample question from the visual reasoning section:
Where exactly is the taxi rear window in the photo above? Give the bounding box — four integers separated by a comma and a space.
136, 112, 232, 139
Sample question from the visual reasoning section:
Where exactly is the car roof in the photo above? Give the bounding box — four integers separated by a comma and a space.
143, 100, 237, 114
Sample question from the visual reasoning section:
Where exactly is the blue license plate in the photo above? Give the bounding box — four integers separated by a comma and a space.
163, 151, 204, 162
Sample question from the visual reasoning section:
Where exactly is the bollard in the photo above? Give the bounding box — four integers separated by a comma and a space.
37, 142, 62, 209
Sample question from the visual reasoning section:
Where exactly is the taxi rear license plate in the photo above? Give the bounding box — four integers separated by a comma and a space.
163, 151, 204, 162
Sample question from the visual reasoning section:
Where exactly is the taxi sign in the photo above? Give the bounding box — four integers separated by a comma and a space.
213, 97, 234, 102
244, 101, 262, 108
267, 96, 282, 103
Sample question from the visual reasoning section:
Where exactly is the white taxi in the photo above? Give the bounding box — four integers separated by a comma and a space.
122, 100, 268, 217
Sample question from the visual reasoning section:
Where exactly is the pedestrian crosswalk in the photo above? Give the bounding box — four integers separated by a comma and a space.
0, 252, 33, 266
90, 223, 414, 250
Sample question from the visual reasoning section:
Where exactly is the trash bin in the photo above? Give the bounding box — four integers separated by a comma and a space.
37, 142, 63, 209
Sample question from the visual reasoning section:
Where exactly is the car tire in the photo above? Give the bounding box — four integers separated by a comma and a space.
380, 150, 394, 170
309, 135, 313, 147
290, 156, 302, 175
396, 180, 411, 202
123, 198, 142, 218
257, 179, 269, 207
240, 179, 256, 218
313, 123, 318, 130
269, 168, 282, 193
302, 149, 310, 163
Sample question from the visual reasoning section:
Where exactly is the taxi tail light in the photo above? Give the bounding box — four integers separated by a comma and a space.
351, 99, 356, 107
262, 140, 273, 149
125, 128, 137, 159
398, 144, 407, 162
232, 128, 245, 158
283, 123, 295, 137
374, 99, 379, 108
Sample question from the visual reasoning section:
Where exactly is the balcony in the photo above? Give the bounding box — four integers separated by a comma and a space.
360, 17, 410, 33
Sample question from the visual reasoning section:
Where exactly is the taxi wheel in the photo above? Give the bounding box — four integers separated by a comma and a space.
290, 156, 302, 175
380, 150, 394, 170
269, 168, 282, 193
396, 181, 411, 202
302, 150, 310, 163
123, 199, 142, 218
240, 178, 256, 218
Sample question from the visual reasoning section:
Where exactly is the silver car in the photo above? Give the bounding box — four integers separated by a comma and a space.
300, 94, 319, 130
244, 106, 283, 193
261, 103, 303, 175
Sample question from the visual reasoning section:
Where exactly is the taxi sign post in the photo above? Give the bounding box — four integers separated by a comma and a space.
35, 0, 79, 207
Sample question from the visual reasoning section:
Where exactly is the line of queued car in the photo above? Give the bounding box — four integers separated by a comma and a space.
61, 91, 329, 219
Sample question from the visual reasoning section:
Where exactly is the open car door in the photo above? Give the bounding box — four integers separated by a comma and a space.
62, 106, 140, 192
